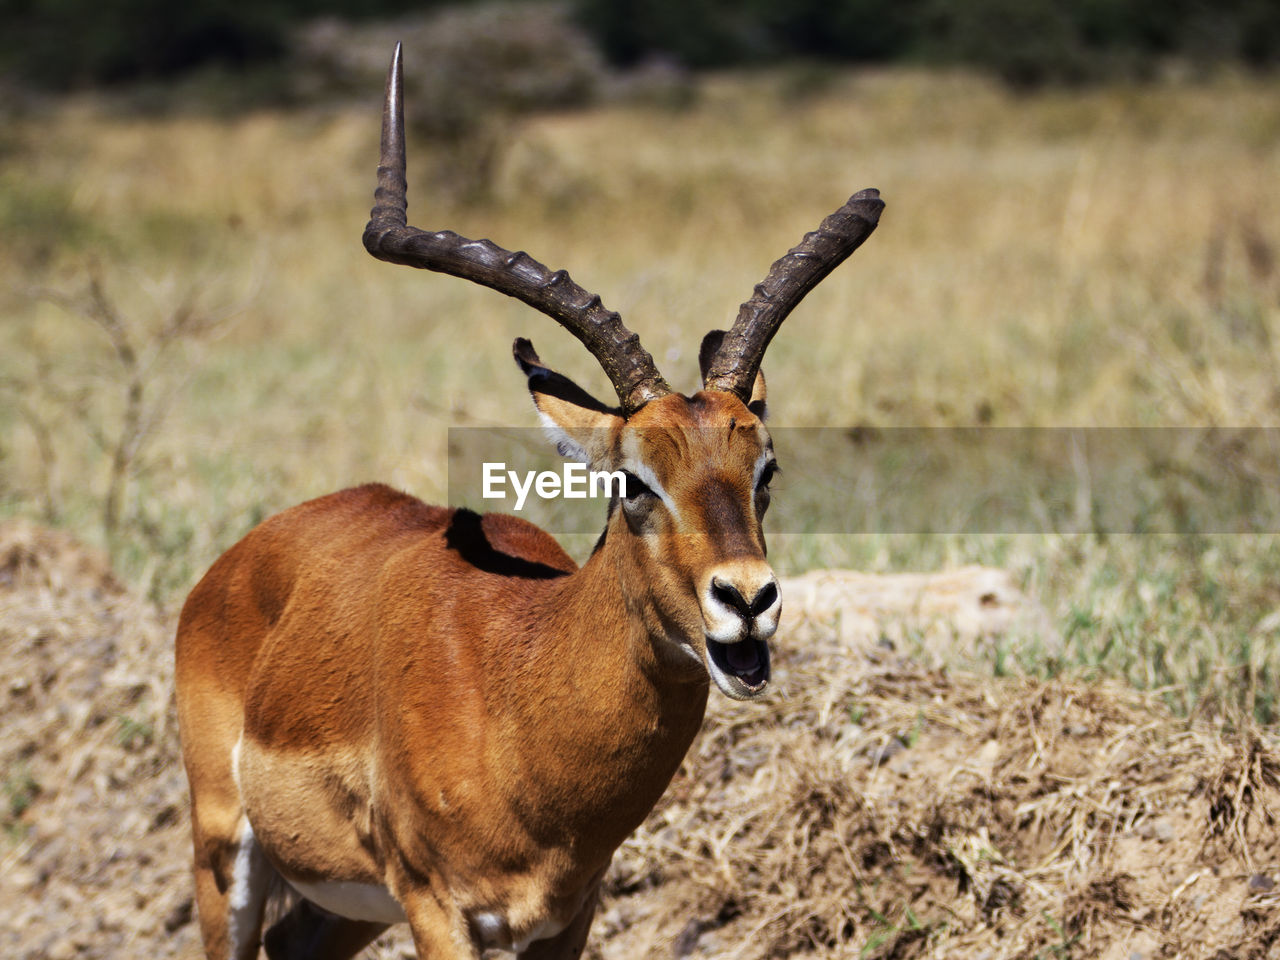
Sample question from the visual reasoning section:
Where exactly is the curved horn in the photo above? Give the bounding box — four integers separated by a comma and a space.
702, 189, 884, 402
362, 43, 670, 414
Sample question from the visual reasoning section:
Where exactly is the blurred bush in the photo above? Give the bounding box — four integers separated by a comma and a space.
0, 0, 1277, 98
294, 3, 605, 199
294, 3, 603, 138
574, 0, 1280, 86
0, 0, 287, 89
574, 0, 919, 68
916, 0, 1280, 87
0, 0, 601, 98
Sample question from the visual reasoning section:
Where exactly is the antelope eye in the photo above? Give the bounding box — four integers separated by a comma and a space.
620, 471, 654, 502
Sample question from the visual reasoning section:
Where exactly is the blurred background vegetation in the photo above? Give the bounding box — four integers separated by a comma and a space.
1, 0, 1279, 94
1, 1, 1279, 722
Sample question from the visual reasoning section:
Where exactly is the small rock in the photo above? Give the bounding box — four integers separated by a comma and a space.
868, 737, 909, 766
672, 918, 705, 958
163, 897, 193, 932
1249, 874, 1276, 891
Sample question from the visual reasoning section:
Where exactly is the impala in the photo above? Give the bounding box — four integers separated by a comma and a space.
175, 44, 882, 960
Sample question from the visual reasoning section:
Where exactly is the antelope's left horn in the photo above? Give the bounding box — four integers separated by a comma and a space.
362, 43, 671, 414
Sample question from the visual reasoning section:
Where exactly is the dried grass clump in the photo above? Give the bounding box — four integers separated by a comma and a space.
0, 520, 195, 960
598, 618, 1280, 960
4, 520, 1278, 960
778, 565, 1055, 665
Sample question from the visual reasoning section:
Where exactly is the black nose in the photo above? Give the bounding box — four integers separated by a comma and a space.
749, 580, 778, 617
712, 578, 778, 620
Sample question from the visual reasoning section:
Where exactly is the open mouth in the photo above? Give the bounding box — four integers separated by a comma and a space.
705, 637, 771, 700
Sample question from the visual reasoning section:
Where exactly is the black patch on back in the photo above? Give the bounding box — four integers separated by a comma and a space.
443, 509, 571, 580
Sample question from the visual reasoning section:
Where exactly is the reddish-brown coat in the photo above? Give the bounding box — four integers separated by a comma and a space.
176, 471, 720, 958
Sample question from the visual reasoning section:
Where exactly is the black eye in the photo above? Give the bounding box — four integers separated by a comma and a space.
620, 471, 654, 502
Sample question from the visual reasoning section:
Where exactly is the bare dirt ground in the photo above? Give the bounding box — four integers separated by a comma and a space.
3, 521, 1278, 959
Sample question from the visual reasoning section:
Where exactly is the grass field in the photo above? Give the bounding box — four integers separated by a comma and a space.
2, 66, 1280, 719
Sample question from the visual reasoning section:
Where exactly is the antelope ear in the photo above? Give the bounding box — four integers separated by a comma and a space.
513, 338, 622, 469
698, 330, 767, 420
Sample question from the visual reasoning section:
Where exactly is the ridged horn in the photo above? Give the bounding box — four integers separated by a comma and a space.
362, 43, 671, 414
702, 189, 884, 402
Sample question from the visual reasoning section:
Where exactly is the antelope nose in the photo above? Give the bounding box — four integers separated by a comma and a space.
710, 577, 779, 620
705, 570, 782, 642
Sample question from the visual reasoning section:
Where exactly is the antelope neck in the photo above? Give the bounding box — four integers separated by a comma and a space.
493, 522, 709, 840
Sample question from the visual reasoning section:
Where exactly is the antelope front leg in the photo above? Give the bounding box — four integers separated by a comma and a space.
401, 887, 482, 960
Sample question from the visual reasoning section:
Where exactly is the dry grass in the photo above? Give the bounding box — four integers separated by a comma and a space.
4, 522, 1280, 959
3, 66, 1279, 709
596, 616, 1280, 960
2, 63, 1280, 957
0, 521, 191, 957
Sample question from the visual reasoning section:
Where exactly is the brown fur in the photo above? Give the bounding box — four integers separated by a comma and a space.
176, 382, 778, 960
177, 46, 860, 957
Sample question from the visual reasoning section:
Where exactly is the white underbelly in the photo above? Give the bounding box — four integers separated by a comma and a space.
284, 880, 569, 950
287, 878, 409, 925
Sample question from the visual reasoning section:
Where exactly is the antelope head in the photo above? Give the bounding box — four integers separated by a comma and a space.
363, 44, 883, 701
